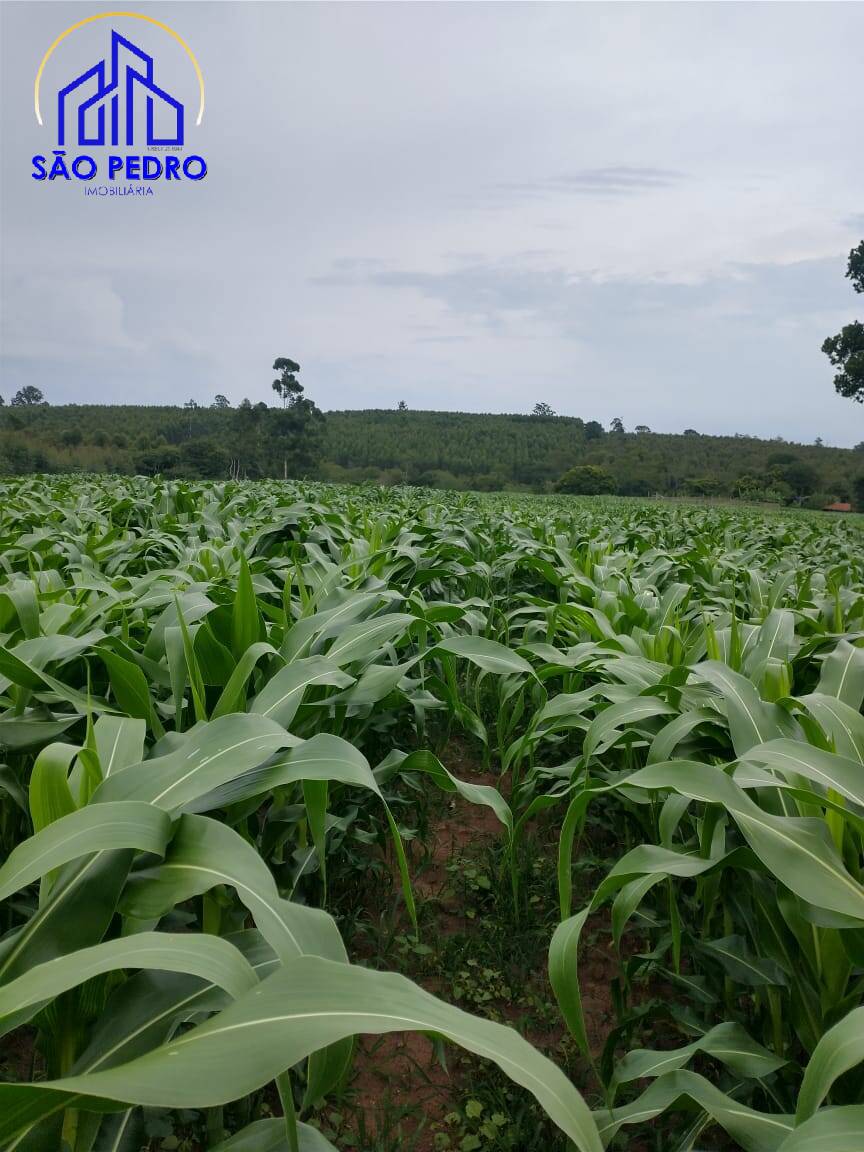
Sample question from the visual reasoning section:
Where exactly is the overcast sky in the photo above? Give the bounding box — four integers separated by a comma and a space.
1, 1, 862, 444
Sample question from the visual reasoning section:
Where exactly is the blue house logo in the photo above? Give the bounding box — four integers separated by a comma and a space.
32, 15, 207, 186
57, 30, 184, 147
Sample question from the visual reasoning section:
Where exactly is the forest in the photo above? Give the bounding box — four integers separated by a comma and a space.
1, 400, 862, 506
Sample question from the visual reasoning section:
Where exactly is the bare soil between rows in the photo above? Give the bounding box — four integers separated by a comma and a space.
339, 738, 618, 1151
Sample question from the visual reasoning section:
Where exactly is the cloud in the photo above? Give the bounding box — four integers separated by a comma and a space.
1, 274, 145, 361
489, 166, 687, 203
2, 2, 863, 443
317, 255, 850, 338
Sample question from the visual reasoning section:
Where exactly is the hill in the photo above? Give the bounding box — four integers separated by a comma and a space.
1, 403, 862, 505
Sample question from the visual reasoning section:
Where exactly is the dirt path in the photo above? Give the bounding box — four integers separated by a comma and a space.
343, 740, 505, 1148
338, 739, 620, 1150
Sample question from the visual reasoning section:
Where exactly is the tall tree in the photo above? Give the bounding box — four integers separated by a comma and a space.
183, 398, 199, 437
212, 394, 230, 409
11, 386, 45, 406
532, 402, 555, 417
822, 241, 864, 402
271, 399, 325, 479
271, 358, 302, 408
848, 241, 864, 294
267, 357, 324, 479
230, 399, 264, 479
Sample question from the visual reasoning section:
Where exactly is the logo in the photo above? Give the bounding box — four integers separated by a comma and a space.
59, 30, 184, 148
31, 12, 207, 190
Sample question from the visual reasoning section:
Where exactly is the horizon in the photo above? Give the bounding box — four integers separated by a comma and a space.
4, 397, 859, 453
2, 3, 863, 445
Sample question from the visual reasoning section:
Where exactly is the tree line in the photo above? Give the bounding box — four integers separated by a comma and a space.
2, 397, 862, 507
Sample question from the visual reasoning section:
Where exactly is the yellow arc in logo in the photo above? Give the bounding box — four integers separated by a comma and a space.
35, 11, 205, 127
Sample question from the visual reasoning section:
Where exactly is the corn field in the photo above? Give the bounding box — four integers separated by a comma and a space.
0, 475, 862, 1152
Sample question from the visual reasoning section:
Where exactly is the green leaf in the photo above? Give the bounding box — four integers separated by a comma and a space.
583, 696, 676, 759
626, 761, 864, 922
699, 935, 789, 987
28, 742, 77, 833
612, 1021, 787, 1088
4, 936, 281, 1147
0, 764, 28, 813
435, 635, 534, 677
323, 613, 416, 667
121, 814, 347, 965
0, 580, 40, 639
93, 716, 146, 779
593, 1069, 792, 1151
232, 555, 262, 661
778, 1107, 864, 1152
0, 640, 102, 712
211, 1119, 339, 1151
796, 1007, 864, 1122
741, 739, 864, 808
0, 932, 257, 1029
93, 714, 292, 813
0, 802, 170, 902
334, 657, 421, 708
303, 778, 329, 898
387, 748, 513, 837
249, 657, 353, 728
302, 1037, 354, 1113
817, 639, 864, 710
648, 707, 719, 763
0, 714, 79, 750
172, 603, 208, 725
0, 850, 135, 986
548, 908, 591, 1053
212, 641, 279, 718
98, 648, 160, 735
798, 693, 864, 763
694, 661, 789, 754
0, 958, 603, 1152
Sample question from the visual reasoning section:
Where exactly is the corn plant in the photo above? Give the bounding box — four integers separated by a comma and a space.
0, 706, 608, 1150
1, 475, 863, 1150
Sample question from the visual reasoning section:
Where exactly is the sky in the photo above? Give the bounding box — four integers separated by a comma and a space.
1, 1, 862, 445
